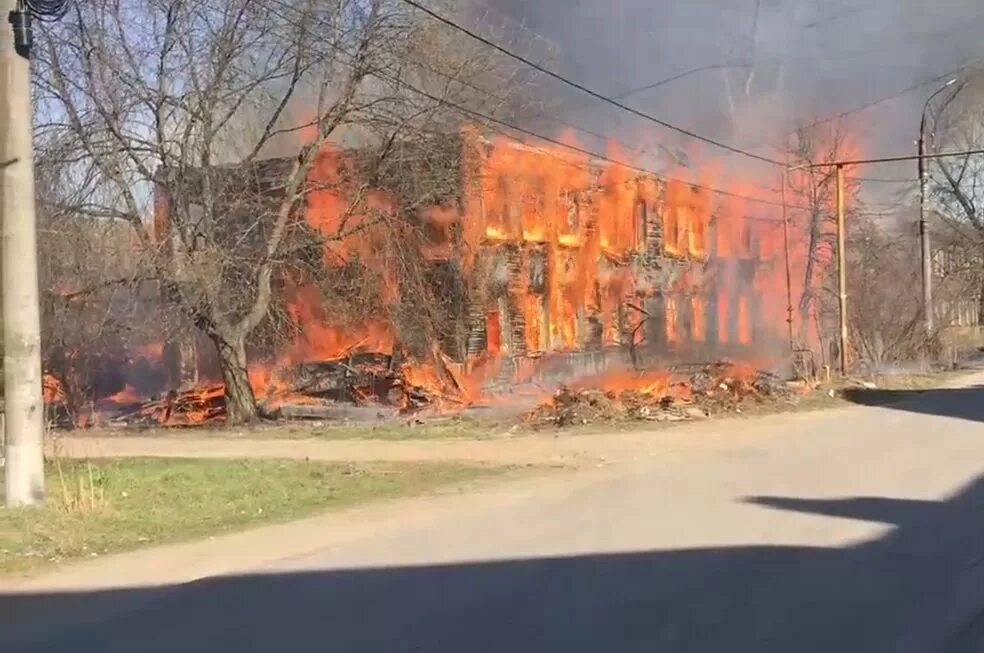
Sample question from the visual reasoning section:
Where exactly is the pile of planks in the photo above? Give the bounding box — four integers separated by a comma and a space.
110, 384, 226, 426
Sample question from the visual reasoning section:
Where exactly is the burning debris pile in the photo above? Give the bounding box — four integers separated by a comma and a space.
525, 362, 797, 428
110, 385, 227, 427
43, 350, 480, 429
44, 351, 801, 432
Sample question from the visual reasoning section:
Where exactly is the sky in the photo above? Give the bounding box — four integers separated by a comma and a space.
476, 0, 984, 186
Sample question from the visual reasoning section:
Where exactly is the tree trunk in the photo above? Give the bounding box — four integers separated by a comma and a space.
212, 332, 258, 424
796, 269, 815, 344
796, 207, 823, 344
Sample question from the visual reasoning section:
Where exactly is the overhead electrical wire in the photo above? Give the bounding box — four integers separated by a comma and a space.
23, 0, 69, 21
604, 14, 984, 136
259, 0, 804, 214
798, 53, 984, 131
789, 148, 984, 169
395, 0, 786, 167
441, 99, 799, 212
850, 177, 919, 183
378, 45, 666, 165
611, 63, 755, 101
262, 0, 927, 221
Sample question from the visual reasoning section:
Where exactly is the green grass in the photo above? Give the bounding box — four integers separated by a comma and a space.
0, 457, 508, 576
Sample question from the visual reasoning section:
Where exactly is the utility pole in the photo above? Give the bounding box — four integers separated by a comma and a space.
919, 79, 957, 336
1, 0, 45, 506
918, 114, 932, 333
836, 164, 848, 376
788, 137, 982, 376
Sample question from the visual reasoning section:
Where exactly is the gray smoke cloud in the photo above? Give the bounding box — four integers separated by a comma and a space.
479, 0, 984, 185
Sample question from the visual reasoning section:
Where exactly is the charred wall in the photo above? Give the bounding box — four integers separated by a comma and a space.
459, 139, 779, 376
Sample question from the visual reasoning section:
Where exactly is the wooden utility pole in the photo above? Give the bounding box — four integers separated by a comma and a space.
917, 120, 933, 333
835, 164, 848, 376
918, 79, 955, 335
1, 0, 45, 506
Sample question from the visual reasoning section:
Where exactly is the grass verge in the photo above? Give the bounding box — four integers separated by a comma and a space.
77, 414, 513, 442
0, 457, 508, 576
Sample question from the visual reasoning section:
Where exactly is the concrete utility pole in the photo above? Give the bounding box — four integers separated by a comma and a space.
836, 164, 848, 377
1, 0, 45, 506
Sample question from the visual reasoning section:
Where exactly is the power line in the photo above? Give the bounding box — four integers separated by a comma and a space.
387, 44, 667, 166
259, 0, 805, 214
800, 4, 872, 30
262, 2, 680, 169
789, 148, 984, 169
254, 0, 832, 223
611, 62, 754, 100
408, 48, 683, 168
615, 19, 984, 141
851, 177, 919, 183
395, 0, 786, 167
417, 0, 984, 166
400, 73, 799, 212
799, 53, 984, 131
25, 0, 69, 21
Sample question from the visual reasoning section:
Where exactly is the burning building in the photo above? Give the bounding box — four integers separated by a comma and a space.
151, 129, 788, 410
409, 131, 788, 386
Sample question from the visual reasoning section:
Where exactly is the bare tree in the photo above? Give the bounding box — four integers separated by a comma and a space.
34, 0, 533, 422
839, 210, 932, 369
784, 121, 859, 346
927, 74, 984, 324
30, 134, 159, 425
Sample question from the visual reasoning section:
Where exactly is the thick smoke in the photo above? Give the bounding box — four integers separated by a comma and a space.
481, 0, 984, 181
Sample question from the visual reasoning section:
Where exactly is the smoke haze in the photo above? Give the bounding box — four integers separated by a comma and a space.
481, 0, 984, 183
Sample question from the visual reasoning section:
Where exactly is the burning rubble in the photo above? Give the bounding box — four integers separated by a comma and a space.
525, 362, 798, 428
43, 351, 802, 430
44, 351, 481, 428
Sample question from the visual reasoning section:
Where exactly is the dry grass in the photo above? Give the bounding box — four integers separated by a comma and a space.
52, 458, 108, 513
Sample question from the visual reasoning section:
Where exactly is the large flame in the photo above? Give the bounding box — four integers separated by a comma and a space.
50, 126, 847, 427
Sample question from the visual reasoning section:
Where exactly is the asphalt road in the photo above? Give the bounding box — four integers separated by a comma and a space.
6, 378, 984, 652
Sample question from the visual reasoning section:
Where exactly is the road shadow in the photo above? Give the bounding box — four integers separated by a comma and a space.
840, 384, 984, 423
6, 474, 984, 652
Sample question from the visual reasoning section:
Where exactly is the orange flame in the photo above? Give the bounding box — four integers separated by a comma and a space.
137, 124, 855, 424
107, 385, 141, 404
